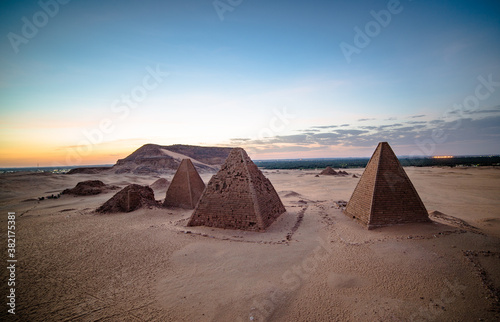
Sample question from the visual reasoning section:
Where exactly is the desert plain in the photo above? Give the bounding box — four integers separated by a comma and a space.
0, 166, 499, 321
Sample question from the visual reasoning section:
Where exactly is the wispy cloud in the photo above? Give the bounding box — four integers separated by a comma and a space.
312, 125, 338, 129
235, 114, 500, 156
378, 123, 403, 129
463, 105, 500, 115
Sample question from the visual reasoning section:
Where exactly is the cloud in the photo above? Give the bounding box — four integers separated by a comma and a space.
358, 118, 376, 122
298, 129, 321, 133
312, 125, 338, 129
463, 106, 500, 115
440, 116, 500, 142
236, 115, 500, 156
267, 134, 310, 144
335, 129, 369, 135
314, 132, 342, 139
439, 106, 500, 120
429, 119, 445, 124
409, 114, 426, 118
230, 138, 251, 142
249, 145, 320, 154
378, 123, 403, 129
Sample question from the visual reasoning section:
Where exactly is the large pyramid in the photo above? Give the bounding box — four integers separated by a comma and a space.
163, 159, 206, 209
187, 148, 286, 231
344, 142, 430, 229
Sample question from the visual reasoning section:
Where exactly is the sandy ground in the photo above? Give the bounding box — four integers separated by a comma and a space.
0, 167, 499, 321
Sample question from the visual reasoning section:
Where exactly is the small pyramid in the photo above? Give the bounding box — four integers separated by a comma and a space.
320, 166, 338, 175
187, 148, 286, 231
163, 159, 205, 209
150, 178, 170, 190
344, 142, 430, 229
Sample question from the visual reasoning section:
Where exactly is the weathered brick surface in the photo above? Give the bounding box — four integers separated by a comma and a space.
187, 148, 286, 231
163, 159, 206, 209
97, 184, 157, 213
345, 142, 430, 229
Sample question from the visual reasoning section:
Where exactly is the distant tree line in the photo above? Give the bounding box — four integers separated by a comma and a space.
255, 156, 500, 170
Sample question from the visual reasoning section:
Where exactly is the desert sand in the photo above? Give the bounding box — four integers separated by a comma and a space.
0, 166, 499, 321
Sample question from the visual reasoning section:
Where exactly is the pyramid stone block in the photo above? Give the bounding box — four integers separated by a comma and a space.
187, 148, 286, 231
345, 142, 430, 229
163, 159, 206, 209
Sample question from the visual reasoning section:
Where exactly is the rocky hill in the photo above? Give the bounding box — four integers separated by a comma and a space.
110, 144, 232, 175
67, 144, 233, 175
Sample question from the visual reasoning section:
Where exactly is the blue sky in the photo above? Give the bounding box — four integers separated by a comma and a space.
1, 0, 500, 166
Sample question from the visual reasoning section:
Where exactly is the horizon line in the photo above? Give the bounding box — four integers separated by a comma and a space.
2, 154, 500, 169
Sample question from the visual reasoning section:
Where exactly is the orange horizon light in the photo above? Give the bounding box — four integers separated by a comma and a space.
432, 155, 454, 159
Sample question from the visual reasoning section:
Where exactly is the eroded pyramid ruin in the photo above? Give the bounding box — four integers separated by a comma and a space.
163, 159, 206, 209
187, 148, 286, 231
344, 142, 430, 229
63, 180, 118, 196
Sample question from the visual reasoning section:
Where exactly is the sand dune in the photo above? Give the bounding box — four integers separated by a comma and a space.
0, 167, 499, 320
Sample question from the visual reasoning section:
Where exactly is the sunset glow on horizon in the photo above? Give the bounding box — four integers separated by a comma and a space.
1, 0, 500, 167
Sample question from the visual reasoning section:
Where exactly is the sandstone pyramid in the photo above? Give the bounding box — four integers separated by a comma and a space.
187, 148, 286, 231
150, 178, 170, 191
320, 166, 338, 175
163, 159, 206, 209
344, 142, 430, 229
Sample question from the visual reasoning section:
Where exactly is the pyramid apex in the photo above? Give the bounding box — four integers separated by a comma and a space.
377, 141, 390, 149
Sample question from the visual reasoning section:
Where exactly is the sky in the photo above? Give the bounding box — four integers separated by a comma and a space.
1, 0, 500, 167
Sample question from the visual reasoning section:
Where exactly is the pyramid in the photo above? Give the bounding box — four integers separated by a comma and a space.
344, 142, 430, 229
163, 159, 206, 209
320, 166, 338, 175
187, 148, 286, 231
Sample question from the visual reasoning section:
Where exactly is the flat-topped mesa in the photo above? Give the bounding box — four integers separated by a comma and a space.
163, 159, 205, 209
111, 144, 232, 175
344, 142, 431, 229
187, 148, 286, 231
